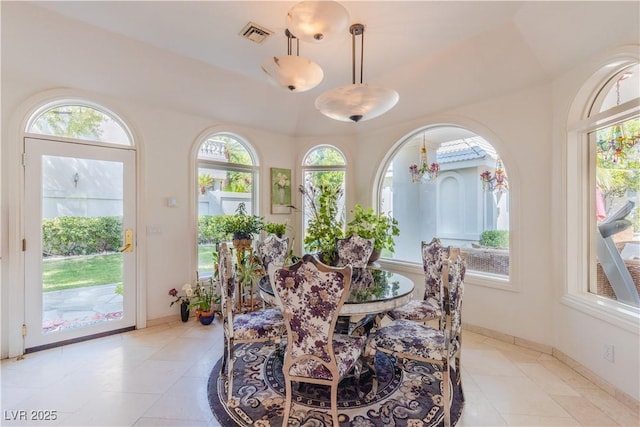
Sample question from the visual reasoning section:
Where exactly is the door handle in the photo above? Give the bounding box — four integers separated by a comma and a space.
119, 228, 134, 252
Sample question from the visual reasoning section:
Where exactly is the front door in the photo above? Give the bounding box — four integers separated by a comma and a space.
24, 137, 136, 350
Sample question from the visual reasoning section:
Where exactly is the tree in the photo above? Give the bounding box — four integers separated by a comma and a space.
31, 105, 107, 140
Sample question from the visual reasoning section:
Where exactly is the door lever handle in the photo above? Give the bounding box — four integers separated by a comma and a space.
120, 228, 134, 253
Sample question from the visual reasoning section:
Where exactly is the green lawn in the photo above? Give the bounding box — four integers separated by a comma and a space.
42, 253, 122, 292
42, 246, 217, 292
199, 244, 216, 273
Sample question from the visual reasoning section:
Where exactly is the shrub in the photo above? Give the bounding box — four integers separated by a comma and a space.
42, 216, 123, 256
198, 215, 229, 244
480, 230, 509, 248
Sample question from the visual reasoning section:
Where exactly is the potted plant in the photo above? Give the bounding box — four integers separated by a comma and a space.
236, 250, 264, 311
346, 204, 400, 264
188, 278, 220, 325
169, 284, 193, 322
264, 222, 287, 238
299, 183, 345, 265
222, 202, 264, 243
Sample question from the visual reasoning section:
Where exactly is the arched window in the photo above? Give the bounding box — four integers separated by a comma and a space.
197, 133, 258, 276
583, 63, 640, 306
27, 102, 132, 145
379, 125, 510, 278
300, 145, 347, 255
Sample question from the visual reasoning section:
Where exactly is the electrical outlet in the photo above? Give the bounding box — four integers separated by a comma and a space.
603, 344, 615, 362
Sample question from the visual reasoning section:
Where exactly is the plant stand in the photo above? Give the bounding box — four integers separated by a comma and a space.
232, 239, 258, 313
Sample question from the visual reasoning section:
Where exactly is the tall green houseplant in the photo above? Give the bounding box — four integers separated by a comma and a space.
346, 204, 400, 257
300, 183, 344, 264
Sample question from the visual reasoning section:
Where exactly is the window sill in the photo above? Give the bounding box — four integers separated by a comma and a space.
561, 293, 640, 334
379, 259, 515, 291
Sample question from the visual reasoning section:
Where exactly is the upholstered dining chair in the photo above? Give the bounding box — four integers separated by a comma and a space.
272, 254, 365, 427
257, 234, 289, 308
387, 238, 458, 329
218, 243, 286, 404
336, 233, 375, 268
365, 254, 466, 427
257, 233, 289, 273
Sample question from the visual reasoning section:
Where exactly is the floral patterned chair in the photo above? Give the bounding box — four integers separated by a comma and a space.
218, 243, 286, 404
365, 254, 466, 427
257, 234, 289, 272
336, 233, 375, 268
273, 255, 365, 427
387, 238, 458, 329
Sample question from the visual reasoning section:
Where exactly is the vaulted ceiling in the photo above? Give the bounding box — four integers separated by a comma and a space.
5, 1, 640, 136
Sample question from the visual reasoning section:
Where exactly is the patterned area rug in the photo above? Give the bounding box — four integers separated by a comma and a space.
207, 342, 464, 426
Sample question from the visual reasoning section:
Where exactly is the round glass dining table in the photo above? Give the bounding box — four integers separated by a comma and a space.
258, 267, 415, 316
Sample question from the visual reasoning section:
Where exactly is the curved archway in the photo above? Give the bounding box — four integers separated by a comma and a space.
377, 124, 510, 278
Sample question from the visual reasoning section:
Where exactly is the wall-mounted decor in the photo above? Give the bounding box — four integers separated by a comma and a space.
271, 168, 292, 214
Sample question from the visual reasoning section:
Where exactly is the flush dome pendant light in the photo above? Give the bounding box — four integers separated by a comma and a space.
261, 29, 324, 92
286, 0, 350, 43
315, 23, 399, 122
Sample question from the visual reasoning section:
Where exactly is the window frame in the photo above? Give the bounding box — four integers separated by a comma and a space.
300, 145, 347, 254
563, 58, 640, 331
195, 132, 260, 278
25, 99, 133, 147
374, 125, 513, 289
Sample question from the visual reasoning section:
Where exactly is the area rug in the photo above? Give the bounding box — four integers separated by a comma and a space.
207, 342, 464, 426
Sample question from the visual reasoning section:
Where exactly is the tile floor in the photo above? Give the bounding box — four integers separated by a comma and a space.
1, 318, 638, 426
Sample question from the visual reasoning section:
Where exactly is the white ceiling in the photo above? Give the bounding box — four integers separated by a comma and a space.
12, 1, 640, 136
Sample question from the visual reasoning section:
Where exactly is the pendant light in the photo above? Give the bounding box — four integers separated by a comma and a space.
261, 29, 324, 92
315, 23, 399, 122
286, 0, 350, 43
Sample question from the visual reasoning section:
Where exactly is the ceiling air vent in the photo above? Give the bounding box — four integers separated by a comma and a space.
239, 22, 273, 44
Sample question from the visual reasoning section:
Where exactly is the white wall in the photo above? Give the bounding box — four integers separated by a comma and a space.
1, 1, 638, 402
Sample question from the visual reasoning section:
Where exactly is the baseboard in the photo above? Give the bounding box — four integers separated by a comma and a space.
146, 314, 192, 328
463, 323, 639, 413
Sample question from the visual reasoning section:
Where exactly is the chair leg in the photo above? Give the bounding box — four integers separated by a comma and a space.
330, 382, 339, 427
221, 336, 229, 377
227, 340, 235, 403
362, 346, 378, 401
442, 359, 451, 427
282, 379, 293, 426
456, 354, 465, 403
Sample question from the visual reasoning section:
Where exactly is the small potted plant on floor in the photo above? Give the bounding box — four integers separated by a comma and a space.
189, 278, 220, 325
346, 204, 400, 264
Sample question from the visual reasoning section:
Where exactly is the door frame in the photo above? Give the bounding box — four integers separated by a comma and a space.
23, 136, 137, 350
2, 91, 147, 358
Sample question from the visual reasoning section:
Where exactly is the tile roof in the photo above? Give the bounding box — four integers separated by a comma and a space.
436, 136, 498, 164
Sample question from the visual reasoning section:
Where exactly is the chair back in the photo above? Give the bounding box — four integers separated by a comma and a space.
445, 254, 466, 341
336, 233, 374, 268
218, 243, 235, 326
257, 234, 289, 272
273, 254, 352, 380
421, 238, 456, 304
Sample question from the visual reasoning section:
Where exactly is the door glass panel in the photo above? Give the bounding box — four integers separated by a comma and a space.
41, 155, 124, 333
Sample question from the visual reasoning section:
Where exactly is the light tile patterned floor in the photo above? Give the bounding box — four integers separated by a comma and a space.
1, 319, 638, 426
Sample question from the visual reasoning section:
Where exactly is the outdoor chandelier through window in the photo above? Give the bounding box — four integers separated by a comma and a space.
261, 29, 324, 92
480, 158, 509, 198
315, 23, 399, 122
409, 133, 440, 183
